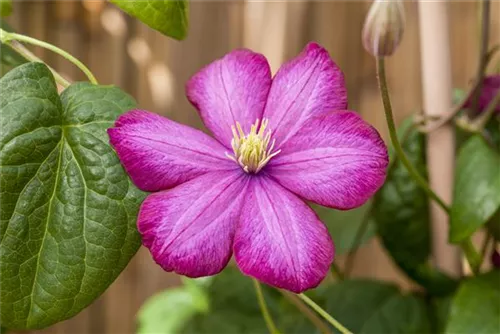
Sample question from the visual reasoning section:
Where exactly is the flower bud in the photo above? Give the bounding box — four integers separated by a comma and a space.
362, 0, 405, 57
491, 249, 500, 269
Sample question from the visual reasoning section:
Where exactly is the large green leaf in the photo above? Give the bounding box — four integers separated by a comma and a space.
450, 136, 500, 243
0, 62, 145, 329
137, 278, 210, 334
314, 201, 375, 255
110, 0, 188, 40
325, 280, 431, 334
0, 0, 12, 17
445, 270, 500, 333
373, 118, 456, 295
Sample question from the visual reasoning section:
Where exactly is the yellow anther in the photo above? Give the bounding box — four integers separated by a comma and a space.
225, 118, 281, 174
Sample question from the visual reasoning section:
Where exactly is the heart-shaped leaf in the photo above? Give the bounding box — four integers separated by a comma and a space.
110, 0, 189, 40
0, 62, 145, 329
450, 136, 500, 243
445, 270, 500, 334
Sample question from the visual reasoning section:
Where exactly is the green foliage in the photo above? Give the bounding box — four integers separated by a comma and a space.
110, 0, 189, 40
138, 267, 316, 334
373, 118, 456, 295
0, 62, 145, 329
314, 201, 375, 255
450, 136, 500, 243
325, 280, 431, 334
445, 271, 500, 333
0, 0, 12, 17
137, 278, 210, 334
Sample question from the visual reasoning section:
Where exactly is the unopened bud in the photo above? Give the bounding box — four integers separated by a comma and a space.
362, 0, 405, 57
491, 249, 500, 269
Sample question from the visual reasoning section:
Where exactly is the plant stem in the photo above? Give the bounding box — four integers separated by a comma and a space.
479, 233, 493, 268
0, 29, 98, 85
280, 291, 332, 334
252, 279, 280, 334
470, 0, 490, 115
344, 208, 372, 277
6, 40, 70, 88
297, 293, 353, 334
462, 238, 482, 275
376, 57, 450, 214
330, 262, 344, 281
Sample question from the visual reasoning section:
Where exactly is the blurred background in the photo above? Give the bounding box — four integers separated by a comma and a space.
5, 1, 499, 333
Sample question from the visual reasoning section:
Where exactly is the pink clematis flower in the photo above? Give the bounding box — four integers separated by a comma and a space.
464, 75, 500, 114
108, 42, 388, 293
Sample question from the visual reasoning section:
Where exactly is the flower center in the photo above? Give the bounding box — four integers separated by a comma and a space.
226, 118, 281, 174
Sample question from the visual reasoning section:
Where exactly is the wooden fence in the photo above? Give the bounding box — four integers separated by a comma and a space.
5, 1, 500, 333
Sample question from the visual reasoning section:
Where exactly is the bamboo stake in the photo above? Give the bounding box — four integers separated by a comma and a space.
418, 1, 461, 277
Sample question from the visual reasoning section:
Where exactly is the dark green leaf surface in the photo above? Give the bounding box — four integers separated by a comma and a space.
374, 119, 430, 269
450, 136, 500, 243
373, 118, 456, 294
314, 201, 375, 255
110, 0, 188, 40
445, 270, 500, 334
325, 280, 430, 334
0, 0, 12, 17
0, 62, 145, 329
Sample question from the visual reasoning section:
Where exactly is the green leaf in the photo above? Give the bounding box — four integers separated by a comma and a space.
445, 270, 500, 334
0, 0, 12, 17
429, 296, 452, 334
450, 136, 500, 243
137, 279, 209, 334
373, 118, 457, 295
487, 208, 500, 242
325, 280, 431, 334
110, 0, 188, 40
0, 62, 145, 329
314, 201, 375, 255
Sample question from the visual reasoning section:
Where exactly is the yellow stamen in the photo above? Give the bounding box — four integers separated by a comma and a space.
226, 118, 281, 174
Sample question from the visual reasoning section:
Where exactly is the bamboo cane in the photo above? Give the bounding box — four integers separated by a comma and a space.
418, 1, 462, 277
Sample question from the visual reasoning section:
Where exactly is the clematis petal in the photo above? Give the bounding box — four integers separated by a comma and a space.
234, 176, 334, 293
263, 42, 347, 147
186, 49, 272, 146
108, 109, 236, 192
138, 171, 248, 277
267, 111, 388, 209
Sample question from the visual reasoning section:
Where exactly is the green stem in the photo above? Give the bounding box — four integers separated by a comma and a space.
252, 279, 280, 334
376, 57, 450, 214
330, 263, 345, 281
479, 233, 493, 268
0, 29, 98, 85
298, 293, 353, 334
462, 238, 482, 275
6, 40, 70, 88
344, 207, 373, 277
280, 291, 333, 334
